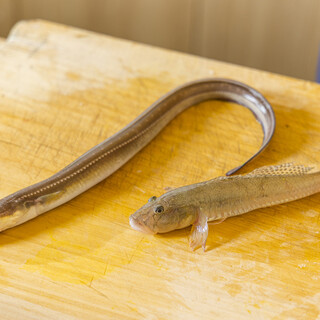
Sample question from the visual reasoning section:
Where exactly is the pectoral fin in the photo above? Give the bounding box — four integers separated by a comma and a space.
21, 190, 64, 211
35, 190, 65, 205
189, 212, 208, 252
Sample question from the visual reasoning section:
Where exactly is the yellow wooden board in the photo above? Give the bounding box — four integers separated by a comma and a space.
0, 20, 319, 319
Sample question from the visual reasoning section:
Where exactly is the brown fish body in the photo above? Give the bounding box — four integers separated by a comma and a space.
0, 79, 275, 233
130, 164, 320, 250
190, 169, 320, 221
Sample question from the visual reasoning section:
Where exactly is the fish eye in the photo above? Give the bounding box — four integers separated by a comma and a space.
154, 205, 164, 214
148, 196, 157, 202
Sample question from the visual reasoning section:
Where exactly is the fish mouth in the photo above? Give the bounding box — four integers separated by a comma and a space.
129, 215, 155, 234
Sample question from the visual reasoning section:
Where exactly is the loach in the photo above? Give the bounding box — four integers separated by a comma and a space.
0, 79, 275, 233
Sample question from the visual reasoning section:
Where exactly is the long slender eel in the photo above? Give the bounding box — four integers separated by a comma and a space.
0, 78, 275, 232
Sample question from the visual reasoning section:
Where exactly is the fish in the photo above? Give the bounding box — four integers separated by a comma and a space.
129, 163, 320, 251
0, 79, 275, 233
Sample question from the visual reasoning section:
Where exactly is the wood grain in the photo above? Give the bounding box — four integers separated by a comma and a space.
0, 20, 320, 319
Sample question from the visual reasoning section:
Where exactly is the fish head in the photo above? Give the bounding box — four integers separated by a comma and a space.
0, 197, 39, 232
129, 194, 197, 234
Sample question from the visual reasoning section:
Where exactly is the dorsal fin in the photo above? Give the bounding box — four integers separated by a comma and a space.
246, 163, 314, 177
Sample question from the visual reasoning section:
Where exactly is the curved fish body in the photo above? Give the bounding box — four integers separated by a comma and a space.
130, 163, 320, 251
0, 79, 275, 232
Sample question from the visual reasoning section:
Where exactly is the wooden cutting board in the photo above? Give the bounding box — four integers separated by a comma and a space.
0, 20, 319, 320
